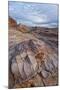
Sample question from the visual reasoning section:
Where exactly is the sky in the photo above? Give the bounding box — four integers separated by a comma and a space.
8, 1, 59, 28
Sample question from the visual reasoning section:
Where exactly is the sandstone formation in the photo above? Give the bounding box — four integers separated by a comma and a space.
9, 17, 58, 89
8, 16, 17, 28
17, 24, 30, 33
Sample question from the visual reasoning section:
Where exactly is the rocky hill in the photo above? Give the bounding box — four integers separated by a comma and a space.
8, 17, 58, 89
8, 16, 17, 28
17, 24, 30, 33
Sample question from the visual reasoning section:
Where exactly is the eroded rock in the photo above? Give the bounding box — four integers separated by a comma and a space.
40, 70, 49, 78
9, 38, 58, 88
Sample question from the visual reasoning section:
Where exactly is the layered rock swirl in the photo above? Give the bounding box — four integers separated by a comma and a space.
9, 17, 58, 88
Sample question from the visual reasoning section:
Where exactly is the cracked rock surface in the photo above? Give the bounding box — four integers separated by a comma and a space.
9, 17, 58, 89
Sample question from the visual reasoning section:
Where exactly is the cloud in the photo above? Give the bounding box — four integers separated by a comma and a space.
27, 14, 48, 23
8, 1, 58, 27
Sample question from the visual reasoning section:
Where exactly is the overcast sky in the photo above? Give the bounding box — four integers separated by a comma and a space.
8, 1, 58, 27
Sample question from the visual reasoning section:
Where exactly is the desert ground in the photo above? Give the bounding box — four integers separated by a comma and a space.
9, 17, 58, 88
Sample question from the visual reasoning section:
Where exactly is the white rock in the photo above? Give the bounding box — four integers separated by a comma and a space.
24, 60, 33, 77
28, 55, 38, 71
17, 61, 26, 79
45, 59, 54, 72
20, 52, 27, 58
11, 62, 19, 77
27, 51, 38, 71
41, 70, 49, 78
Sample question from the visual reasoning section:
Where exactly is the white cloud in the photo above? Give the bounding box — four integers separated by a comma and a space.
24, 12, 48, 24
9, 2, 58, 27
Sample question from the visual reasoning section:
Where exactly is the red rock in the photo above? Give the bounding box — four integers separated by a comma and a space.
9, 17, 17, 27
17, 24, 30, 33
